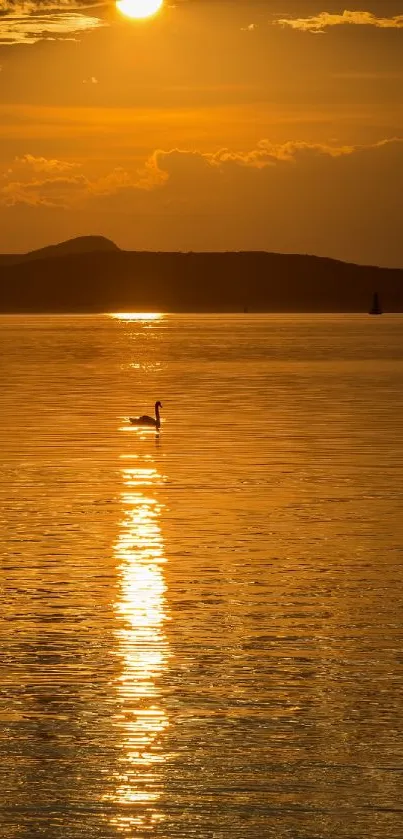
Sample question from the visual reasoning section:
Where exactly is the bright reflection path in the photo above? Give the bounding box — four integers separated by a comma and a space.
108, 439, 169, 833
109, 313, 163, 322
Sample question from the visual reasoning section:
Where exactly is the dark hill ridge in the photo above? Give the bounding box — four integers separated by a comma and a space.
0, 236, 119, 267
0, 238, 402, 312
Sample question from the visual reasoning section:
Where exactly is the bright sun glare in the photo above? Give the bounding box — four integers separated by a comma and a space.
116, 0, 163, 19
110, 313, 163, 321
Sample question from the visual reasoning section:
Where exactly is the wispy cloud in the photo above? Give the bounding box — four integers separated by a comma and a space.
0, 0, 106, 45
0, 155, 133, 206
275, 10, 403, 33
15, 154, 80, 173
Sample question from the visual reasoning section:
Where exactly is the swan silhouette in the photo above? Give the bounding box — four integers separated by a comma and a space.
129, 401, 162, 430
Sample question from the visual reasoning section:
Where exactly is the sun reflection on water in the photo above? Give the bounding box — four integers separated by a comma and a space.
108, 448, 169, 832
109, 313, 164, 322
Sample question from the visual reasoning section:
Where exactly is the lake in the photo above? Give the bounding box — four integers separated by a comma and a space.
1, 314, 403, 839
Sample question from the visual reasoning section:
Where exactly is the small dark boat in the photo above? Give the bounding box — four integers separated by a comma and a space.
369, 292, 382, 315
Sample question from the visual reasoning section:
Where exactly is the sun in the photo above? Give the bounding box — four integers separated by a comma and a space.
116, 0, 163, 19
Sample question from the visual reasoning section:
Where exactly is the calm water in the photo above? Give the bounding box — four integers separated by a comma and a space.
1, 314, 403, 839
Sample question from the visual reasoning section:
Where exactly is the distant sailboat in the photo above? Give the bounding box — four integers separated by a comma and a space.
369, 292, 382, 315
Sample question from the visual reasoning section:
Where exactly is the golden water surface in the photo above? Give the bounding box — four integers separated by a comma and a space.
0, 314, 402, 839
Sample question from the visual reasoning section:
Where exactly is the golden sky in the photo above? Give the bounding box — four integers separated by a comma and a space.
0, 0, 402, 265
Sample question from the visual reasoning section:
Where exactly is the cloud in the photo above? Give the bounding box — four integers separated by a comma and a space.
1, 139, 403, 265
0, 0, 106, 44
1, 139, 398, 207
15, 154, 80, 173
141, 139, 357, 189
83, 76, 98, 84
113, 138, 403, 266
1, 174, 90, 207
275, 10, 403, 33
0, 154, 85, 205
90, 167, 134, 195
0, 0, 104, 10
0, 156, 135, 206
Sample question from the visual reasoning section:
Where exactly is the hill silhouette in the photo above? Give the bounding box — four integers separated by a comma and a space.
0, 236, 118, 268
0, 237, 402, 312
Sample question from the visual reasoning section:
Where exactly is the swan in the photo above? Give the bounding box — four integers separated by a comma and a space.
129, 401, 162, 430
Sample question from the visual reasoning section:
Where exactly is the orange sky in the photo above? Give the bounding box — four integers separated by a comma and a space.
0, 0, 402, 265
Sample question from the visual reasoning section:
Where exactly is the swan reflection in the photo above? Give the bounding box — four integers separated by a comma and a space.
109, 452, 169, 833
